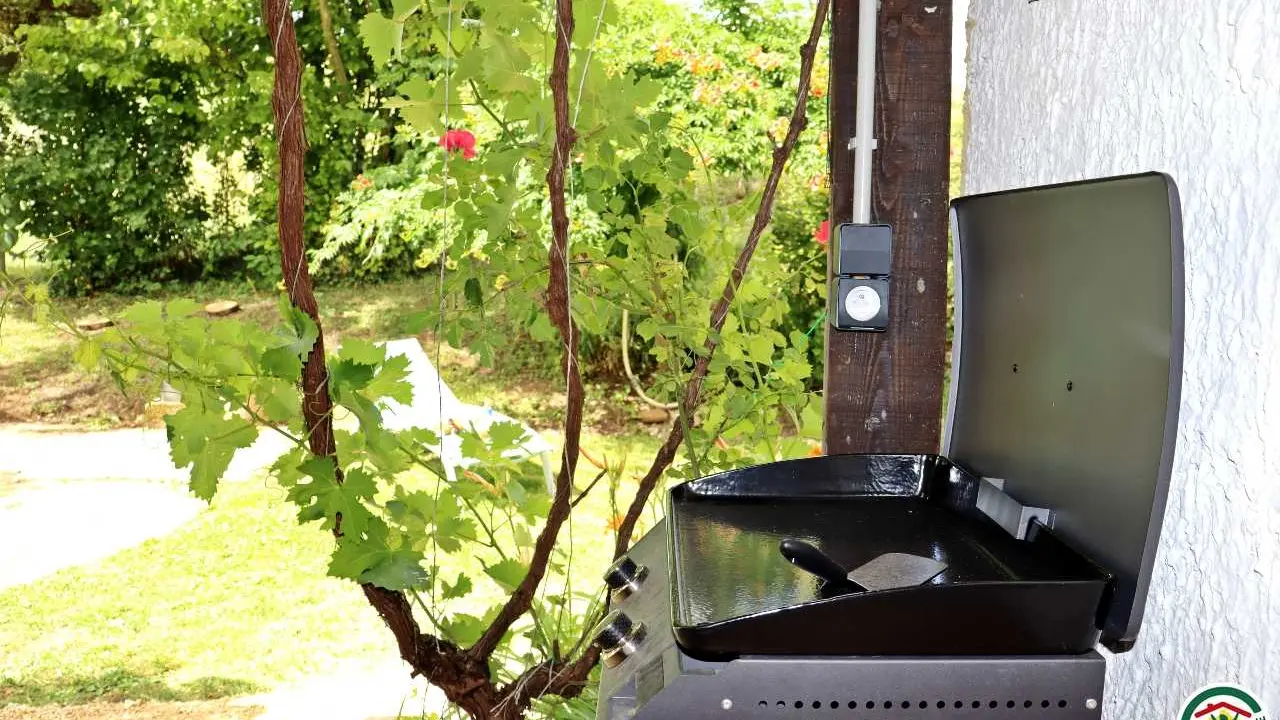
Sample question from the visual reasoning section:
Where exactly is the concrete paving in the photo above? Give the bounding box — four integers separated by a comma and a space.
0, 425, 290, 590
0, 426, 292, 483
232, 659, 445, 720
0, 478, 204, 591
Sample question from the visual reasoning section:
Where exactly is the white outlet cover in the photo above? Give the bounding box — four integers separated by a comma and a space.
844, 285, 882, 322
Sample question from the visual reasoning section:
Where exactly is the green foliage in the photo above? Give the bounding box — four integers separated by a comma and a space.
0, 9, 213, 294
0, 0, 398, 293
8, 0, 832, 716
312, 149, 452, 279
334, 0, 826, 523
316, 0, 831, 384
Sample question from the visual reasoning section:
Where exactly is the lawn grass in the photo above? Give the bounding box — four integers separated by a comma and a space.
0, 420, 666, 708
0, 480, 392, 706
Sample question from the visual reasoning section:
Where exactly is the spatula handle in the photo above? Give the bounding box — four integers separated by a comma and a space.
779, 539, 855, 588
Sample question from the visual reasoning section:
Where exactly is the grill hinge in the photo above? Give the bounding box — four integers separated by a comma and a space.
976, 477, 1055, 540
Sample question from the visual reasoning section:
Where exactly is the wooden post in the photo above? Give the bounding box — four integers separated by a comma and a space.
823, 0, 952, 454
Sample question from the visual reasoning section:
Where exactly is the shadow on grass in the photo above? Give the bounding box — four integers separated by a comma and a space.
0, 337, 145, 425
0, 670, 264, 707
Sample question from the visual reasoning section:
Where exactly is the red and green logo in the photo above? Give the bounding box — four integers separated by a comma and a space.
1180, 685, 1267, 720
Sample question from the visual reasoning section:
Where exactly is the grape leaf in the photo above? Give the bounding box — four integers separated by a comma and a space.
288, 459, 377, 534
401, 491, 475, 552
165, 407, 258, 501
442, 614, 486, 646
74, 338, 101, 371
253, 378, 301, 423
484, 559, 528, 592
359, 551, 428, 590
359, 13, 400, 66
442, 573, 473, 599
391, 0, 419, 21
260, 300, 319, 381
486, 420, 526, 453
366, 353, 413, 405
330, 358, 376, 395
339, 338, 385, 366
329, 519, 426, 590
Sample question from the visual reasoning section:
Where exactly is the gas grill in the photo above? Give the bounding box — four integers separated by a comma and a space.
594, 173, 1184, 719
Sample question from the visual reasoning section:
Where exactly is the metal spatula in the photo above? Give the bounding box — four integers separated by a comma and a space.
779, 539, 947, 594
848, 552, 948, 591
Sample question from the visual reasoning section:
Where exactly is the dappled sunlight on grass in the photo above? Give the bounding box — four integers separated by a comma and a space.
0, 279, 441, 427
0, 481, 394, 706
0, 412, 667, 708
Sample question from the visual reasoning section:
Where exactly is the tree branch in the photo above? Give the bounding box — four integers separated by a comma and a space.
263, 0, 830, 714
496, 645, 602, 719
263, 3, 502, 717
362, 585, 503, 719
263, 0, 338, 470
315, 0, 353, 97
613, 0, 831, 557
470, 0, 581, 663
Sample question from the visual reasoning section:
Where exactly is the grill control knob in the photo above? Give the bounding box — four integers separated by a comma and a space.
594, 610, 646, 667
603, 555, 648, 599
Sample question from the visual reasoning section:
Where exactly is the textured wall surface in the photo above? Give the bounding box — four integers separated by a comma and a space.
965, 0, 1280, 716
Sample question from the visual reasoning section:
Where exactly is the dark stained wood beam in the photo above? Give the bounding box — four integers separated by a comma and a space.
823, 0, 952, 454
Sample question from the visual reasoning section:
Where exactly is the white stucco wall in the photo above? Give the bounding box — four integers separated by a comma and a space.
964, 0, 1280, 716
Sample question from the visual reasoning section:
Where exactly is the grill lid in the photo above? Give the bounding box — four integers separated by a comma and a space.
944, 172, 1184, 652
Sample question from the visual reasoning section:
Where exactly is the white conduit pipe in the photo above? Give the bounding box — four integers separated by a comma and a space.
851, 0, 878, 224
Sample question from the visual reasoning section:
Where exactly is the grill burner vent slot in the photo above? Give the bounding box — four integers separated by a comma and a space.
752, 698, 1073, 712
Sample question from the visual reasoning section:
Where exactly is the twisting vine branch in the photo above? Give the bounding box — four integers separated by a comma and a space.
263, 1, 600, 717
471, 0, 583, 663
258, 0, 828, 715
262, 3, 498, 718
262, 0, 340, 483
612, 0, 831, 557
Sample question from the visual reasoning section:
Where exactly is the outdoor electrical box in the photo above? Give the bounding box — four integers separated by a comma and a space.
831, 223, 892, 332
593, 173, 1184, 719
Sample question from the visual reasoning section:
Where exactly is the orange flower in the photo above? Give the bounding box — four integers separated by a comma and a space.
653, 38, 681, 65
606, 512, 627, 532
809, 65, 829, 98
693, 82, 725, 105
688, 54, 725, 76
748, 46, 783, 71
808, 442, 824, 457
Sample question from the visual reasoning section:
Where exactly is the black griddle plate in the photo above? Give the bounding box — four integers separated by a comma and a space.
668, 455, 1112, 659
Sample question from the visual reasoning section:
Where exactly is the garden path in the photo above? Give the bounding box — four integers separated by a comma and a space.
0, 425, 289, 590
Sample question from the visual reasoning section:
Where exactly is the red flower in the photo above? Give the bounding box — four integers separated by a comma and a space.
439, 129, 477, 160
813, 219, 830, 247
